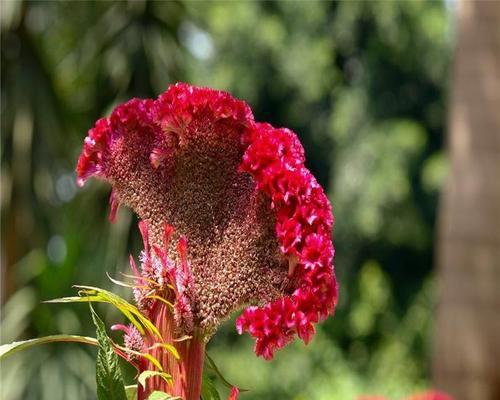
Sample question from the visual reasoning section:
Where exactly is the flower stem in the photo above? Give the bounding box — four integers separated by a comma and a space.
138, 302, 205, 400
174, 334, 205, 400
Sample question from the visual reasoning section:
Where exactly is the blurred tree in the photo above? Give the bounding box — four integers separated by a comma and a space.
434, 1, 500, 399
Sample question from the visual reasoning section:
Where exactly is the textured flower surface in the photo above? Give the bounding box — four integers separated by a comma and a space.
77, 83, 337, 359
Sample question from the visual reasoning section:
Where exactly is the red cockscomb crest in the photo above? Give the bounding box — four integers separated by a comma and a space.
236, 121, 337, 359
76, 117, 111, 187
76, 83, 337, 360
153, 82, 253, 137
76, 98, 155, 188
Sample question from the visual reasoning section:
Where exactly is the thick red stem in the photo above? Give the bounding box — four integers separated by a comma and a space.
138, 303, 205, 400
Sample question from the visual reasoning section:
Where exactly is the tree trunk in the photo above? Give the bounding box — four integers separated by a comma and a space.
433, 1, 500, 399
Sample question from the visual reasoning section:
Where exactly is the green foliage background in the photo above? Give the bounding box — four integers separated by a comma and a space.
1, 1, 452, 399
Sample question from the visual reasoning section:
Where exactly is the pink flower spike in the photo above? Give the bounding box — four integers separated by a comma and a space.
111, 323, 145, 353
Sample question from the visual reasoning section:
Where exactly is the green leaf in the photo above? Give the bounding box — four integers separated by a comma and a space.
147, 391, 181, 400
0, 335, 98, 359
114, 344, 164, 371
201, 373, 221, 400
146, 342, 180, 360
46, 285, 163, 341
106, 272, 147, 289
90, 304, 127, 400
145, 294, 174, 309
125, 385, 137, 400
137, 370, 172, 389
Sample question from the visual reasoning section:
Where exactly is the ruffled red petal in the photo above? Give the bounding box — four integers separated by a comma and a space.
236, 122, 337, 359
76, 98, 156, 188
76, 117, 112, 187
153, 82, 253, 138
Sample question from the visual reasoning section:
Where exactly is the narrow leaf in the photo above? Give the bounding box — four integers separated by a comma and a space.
201, 373, 221, 400
145, 343, 180, 360
172, 335, 192, 342
137, 370, 172, 389
107, 272, 149, 290
120, 272, 158, 286
145, 295, 174, 309
0, 335, 98, 359
77, 286, 155, 338
47, 286, 163, 341
115, 344, 164, 371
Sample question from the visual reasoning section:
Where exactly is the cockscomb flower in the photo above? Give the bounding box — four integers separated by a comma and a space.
77, 83, 337, 397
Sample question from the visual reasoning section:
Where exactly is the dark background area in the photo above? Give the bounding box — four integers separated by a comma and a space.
1, 1, 453, 399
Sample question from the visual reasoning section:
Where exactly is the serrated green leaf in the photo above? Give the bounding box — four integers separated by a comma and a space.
0, 335, 98, 359
201, 373, 221, 400
125, 385, 137, 400
90, 304, 127, 400
147, 391, 180, 400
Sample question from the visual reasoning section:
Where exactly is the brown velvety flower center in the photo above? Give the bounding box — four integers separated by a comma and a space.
108, 114, 290, 332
